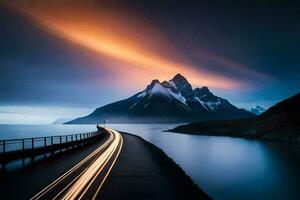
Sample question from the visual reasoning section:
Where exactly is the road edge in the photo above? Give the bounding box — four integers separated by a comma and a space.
119, 131, 212, 199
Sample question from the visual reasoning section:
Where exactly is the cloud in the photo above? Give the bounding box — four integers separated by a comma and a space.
6, 1, 271, 91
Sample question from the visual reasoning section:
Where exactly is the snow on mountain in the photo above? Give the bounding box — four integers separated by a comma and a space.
250, 105, 266, 115
151, 82, 186, 104
67, 74, 254, 124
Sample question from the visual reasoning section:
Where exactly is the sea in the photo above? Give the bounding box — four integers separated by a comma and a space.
0, 124, 299, 200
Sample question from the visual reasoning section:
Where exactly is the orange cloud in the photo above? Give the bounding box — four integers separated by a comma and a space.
8, 1, 260, 90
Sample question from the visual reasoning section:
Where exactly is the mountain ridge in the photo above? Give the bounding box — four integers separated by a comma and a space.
67, 74, 254, 124
169, 92, 300, 142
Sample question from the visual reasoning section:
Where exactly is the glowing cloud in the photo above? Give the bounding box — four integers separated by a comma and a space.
8, 1, 268, 90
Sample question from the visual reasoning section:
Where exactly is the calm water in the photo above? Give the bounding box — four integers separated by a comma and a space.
1, 124, 300, 200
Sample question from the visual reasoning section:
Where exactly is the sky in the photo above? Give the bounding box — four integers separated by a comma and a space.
0, 0, 299, 124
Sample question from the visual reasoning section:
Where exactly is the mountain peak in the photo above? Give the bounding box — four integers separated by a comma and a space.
172, 73, 185, 80
144, 79, 161, 93
147, 79, 160, 89
254, 105, 265, 110
194, 86, 212, 97
67, 73, 254, 124
171, 73, 189, 84
200, 86, 210, 93
250, 105, 266, 115
170, 74, 193, 97
150, 79, 160, 85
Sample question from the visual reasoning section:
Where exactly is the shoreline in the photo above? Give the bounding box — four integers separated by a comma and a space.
99, 131, 211, 199
167, 122, 300, 143
168, 128, 300, 144
121, 131, 202, 187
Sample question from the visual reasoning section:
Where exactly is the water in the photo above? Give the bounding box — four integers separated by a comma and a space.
1, 124, 300, 200
0, 124, 97, 139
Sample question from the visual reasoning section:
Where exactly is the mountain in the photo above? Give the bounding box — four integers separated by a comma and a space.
169, 92, 300, 142
52, 118, 73, 124
250, 105, 266, 115
67, 74, 254, 124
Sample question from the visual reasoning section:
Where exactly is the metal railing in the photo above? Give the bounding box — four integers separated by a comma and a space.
0, 132, 99, 154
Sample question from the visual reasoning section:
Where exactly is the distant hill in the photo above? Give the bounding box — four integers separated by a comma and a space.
169, 93, 300, 142
250, 105, 266, 115
52, 118, 73, 124
67, 74, 254, 124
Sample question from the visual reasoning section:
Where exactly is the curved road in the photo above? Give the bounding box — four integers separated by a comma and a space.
31, 128, 123, 200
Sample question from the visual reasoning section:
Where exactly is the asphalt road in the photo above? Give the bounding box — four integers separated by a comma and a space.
98, 132, 211, 200
0, 129, 119, 200
31, 128, 123, 200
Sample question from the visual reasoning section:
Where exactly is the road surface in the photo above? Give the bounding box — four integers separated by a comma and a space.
31, 128, 123, 200
99, 132, 211, 200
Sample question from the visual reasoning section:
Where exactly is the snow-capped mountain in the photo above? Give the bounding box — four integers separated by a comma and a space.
250, 105, 266, 115
67, 74, 254, 124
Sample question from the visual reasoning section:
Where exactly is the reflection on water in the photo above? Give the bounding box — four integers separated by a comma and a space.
108, 124, 300, 200
1, 124, 300, 200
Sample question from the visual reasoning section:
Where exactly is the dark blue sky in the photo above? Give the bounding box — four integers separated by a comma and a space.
0, 1, 299, 123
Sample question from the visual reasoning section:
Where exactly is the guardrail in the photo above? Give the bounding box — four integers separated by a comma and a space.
0, 130, 105, 166
0, 132, 98, 154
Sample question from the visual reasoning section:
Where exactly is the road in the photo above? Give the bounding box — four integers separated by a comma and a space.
98, 132, 211, 200
30, 128, 123, 200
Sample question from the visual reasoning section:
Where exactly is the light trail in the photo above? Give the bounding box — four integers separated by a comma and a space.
92, 129, 123, 200
31, 131, 114, 200
31, 128, 123, 200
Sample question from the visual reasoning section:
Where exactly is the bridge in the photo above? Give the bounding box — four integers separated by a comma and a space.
0, 128, 105, 168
